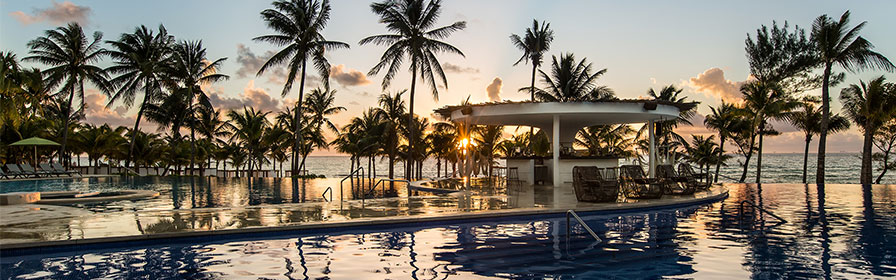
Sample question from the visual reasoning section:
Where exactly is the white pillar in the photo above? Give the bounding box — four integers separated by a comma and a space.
552, 115, 561, 187
648, 120, 656, 178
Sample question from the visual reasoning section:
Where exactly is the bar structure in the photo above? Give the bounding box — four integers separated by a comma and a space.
435, 100, 696, 187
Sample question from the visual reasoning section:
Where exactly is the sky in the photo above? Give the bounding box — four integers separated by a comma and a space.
1, 0, 894, 155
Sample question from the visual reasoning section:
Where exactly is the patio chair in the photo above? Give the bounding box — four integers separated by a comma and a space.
656, 164, 696, 195
5, 164, 28, 178
572, 166, 619, 203
52, 162, 81, 177
39, 163, 68, 177
19, 163, 51, 177
619, 165, 664, 199
678, 164, 711, 190
0, 168, 9, 179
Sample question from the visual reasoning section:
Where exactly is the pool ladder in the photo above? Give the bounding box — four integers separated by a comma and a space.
739, 200, 787, 223
322, 167, 364, 204
566, 210, 601, 242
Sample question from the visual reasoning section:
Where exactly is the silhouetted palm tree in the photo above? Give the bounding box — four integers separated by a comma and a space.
25, 23, 113, 166
511, 19, 554, 103
740, 81, 799, 183
106, 24, 174, 169
642, 85, 693, 163
684, 135, 726, 178
166, 40, 228, 175
255, 0, 349, 175
810, 10, 894, 184
789, 97, 850, 183
226, 107, 270, 177
872, 121, 896, 183
361, 0, 466, 179
375, 90, 406, 183
704, 102, 744, 182
524, 53, 615, 102
474, 125, 504, 178
575, 125, 635, 157
840, 76, 896, 184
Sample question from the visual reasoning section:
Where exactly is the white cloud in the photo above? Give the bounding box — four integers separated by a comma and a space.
486, 77, 502, 101
10, 1, 91, 26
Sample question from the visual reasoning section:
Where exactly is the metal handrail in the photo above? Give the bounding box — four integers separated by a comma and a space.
739, 200, 787, 223
566, 210, 601, 242
322, 187, 332, 202
340, 167, 364, 202
368, 178, 410, 198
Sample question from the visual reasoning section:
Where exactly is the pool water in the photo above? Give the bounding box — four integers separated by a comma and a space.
2, 183, 894, 279
0, 176, 410, 209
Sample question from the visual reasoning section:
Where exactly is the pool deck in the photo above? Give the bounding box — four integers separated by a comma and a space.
0, 183, 728, 252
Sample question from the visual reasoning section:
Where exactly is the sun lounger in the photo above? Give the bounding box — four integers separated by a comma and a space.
19, 163, 51, 177
619, 165, 664, 199
678, 164, 711, 190
656, 164, 696, 195
40, 163, 67, 177
572, 166, 619, 203
0, 168, 9, 179
52, 163, 81, 177
5, 164, 28, 178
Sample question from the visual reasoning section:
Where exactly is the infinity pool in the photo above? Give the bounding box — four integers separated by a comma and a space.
2, 183, 894, 279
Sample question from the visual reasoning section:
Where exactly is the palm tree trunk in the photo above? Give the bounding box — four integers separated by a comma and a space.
802, 134, 811, 184
861, 123, 873, 185
293, 60, 308, 177
739, 129, 757, 183
125, 98, 148, 171
756, 130, 763, 184
60, 83, 76, 168
876, 148, 891, 184
407, 67, 417, 181
714, 136, 725, 183
816, 64, 832, 184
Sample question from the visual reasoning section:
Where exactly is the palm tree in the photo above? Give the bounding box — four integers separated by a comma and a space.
642, 85, 694, 163
226, 107, 271, 177
789, 97, 850, 183
195, 107, 230, 169
474, 125, 504, 179
524, 53, 615, 102
873, 121, 896, 183
704, 102, 743, 183
511, 19, 554, 103
25, 23, 113, 166
683, 135, 725, 179
166, 40, 228, 175
255, 0, 349, 175
106, 24, 174, 170
740, 81, 800, 183
574, 125, 635, 157
361, 0, 466, 180
840, 76, 896, 184
299, 87, 344, 171
428, 122, 456, 177
810, 10, 894, 184
375, 90, 406, 183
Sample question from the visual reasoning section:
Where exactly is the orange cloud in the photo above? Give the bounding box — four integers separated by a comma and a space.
10, 1, 91, 26
685, 68, 747, 103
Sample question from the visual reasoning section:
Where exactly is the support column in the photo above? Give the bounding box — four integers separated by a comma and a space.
648, 120, 656, 178
552, 115, 561, 187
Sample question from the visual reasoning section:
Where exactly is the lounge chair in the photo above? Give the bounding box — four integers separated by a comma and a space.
656, 164, 696, 195
19, 163, 51, 177
572, 166, 619, 203
619, 165, 664, 199
678, 164, 711, 190
40, 163, 68, 177
0, 168, 8, 179
5, 164, 28, 178
52, 162, 81, 177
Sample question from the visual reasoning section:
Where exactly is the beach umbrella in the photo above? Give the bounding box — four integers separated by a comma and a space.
10, 137, 60, 165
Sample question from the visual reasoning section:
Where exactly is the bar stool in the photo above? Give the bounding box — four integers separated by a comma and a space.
506, 167, 520, 190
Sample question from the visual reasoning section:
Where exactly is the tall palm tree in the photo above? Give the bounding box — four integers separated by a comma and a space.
704, 102, 743, 183
375, 90, 407, 182
361, 0, 466, 180
789, 97, 850, 183
166, 40, 228, 175
683, 135, 726, 179
106, 24, 174, 170
810, 10, 894, 184
196, 107, 230, 169
511, 19, 554, 103
840, 76, 896, 184
642, 85, 694, 163
255, 0, 349, 175
226, 107, 271, 177
25, 23, 112, 166
740, 81, 800, 183
298, 87, 345, 172
524, 53, 615, 102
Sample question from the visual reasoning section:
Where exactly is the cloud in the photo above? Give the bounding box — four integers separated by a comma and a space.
443, 63, 479, 74
209, 80, 280, 112
684, 68, 747, 103
486, 77, 502, 101
330, 64, 371, 87
234, 44, 290, 85
83, 92, 138, 128
11, 1, 91, 26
